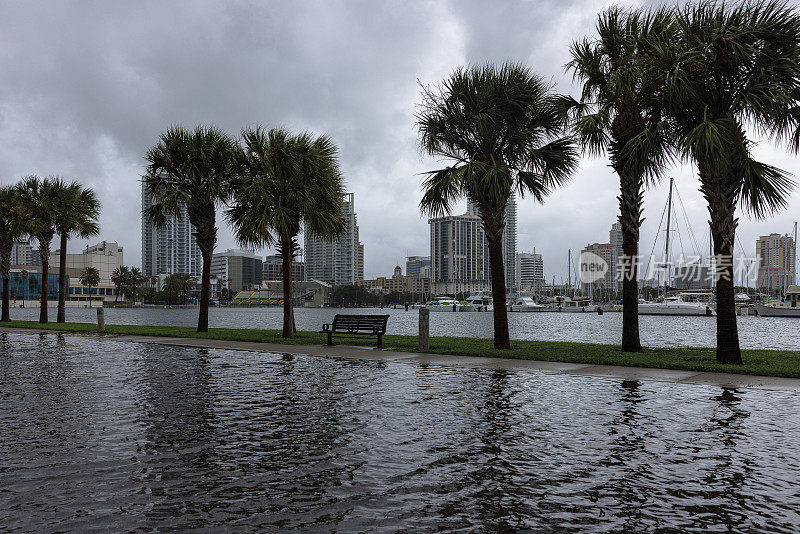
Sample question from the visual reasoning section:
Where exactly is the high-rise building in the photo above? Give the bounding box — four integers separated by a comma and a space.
49, 241, 124, 284
10, 239, 34, 266
430, 195, 517, 295
141, 183, 202, 277
516, 249, 544, 293
210, 249, 263, 292
757, 233, 796, 292
609, 222, 623, 292
580, 242, 615, 297
304, 192, 363, 285
263, 255, 305, 282
406, 256, 431, 278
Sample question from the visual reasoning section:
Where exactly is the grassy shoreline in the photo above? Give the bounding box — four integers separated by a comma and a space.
2, 320, 800, 378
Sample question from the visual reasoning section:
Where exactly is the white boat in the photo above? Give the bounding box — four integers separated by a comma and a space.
459, 292, 493, 312
754, 286, 800, 317
509, 295, 545, 312
638, 291, 715, 316
425, 296, 461, 312
543, 296, 600, 313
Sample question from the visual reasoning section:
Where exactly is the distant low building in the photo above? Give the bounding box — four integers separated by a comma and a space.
263, 255, 305, 282
357, 265, 430, 296
49, 240, 124, 285
211, 249, 263, 292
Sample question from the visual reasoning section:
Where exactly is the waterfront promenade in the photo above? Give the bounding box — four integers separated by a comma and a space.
4, 325, 800, 390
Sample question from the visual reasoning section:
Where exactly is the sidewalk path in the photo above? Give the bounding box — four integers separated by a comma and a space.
3, 326, 800, 391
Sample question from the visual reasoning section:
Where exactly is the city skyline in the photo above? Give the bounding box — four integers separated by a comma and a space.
1, 2, 799, 283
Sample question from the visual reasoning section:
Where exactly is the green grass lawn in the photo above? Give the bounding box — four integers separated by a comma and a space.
3, 320, 800, 378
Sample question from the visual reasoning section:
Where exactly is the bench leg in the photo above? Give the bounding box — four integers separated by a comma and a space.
326, 332, 333, 346
375, 334, 383, 349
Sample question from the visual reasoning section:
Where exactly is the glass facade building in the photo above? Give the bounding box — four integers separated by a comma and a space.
0, 272, 65, 301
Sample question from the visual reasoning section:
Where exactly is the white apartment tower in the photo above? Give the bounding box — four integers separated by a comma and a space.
304, 192, 363, 285
430, 195, 517, 295
516, 249, 544, 293
141, 183, 202, 277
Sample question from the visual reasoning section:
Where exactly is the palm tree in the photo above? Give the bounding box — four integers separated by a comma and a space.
53, 179, 100, 322
228, 127, 347, 338
563, 7, 673, 353
417, 63, 579, 349
128, 267, 145, 305
0, 185, 25, 322
111, 265, 129, 303
20, 269, 28, 306
16, 176, 60, 323
651, 1, 800, 364
79, 266, 100, 308
143, 126, 237, 332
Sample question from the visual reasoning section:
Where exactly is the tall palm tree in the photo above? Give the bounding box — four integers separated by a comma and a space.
129, 267, 144, 305
417, 63, 579, 349
0, 185, 25, 322
143, 126, 237, 332
111, 265, 129, 303
53, 179, 100, 322
651, 0, 800, 364
228, 127, 346, 338
16, 176, 60, 323
79, 266, 100, 308
563, 7, 673, 353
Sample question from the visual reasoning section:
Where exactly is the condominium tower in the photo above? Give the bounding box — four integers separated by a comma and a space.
304, 192, 364, 285
141, 183, 202, 277
757, 233, 796, 292
516, 249, 544, 293
429, 194, 517, 295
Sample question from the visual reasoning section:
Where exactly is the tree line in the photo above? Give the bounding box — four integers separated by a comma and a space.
2, 0, 798, 367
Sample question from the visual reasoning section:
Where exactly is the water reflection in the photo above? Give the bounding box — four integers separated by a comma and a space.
1, 332, 799, 532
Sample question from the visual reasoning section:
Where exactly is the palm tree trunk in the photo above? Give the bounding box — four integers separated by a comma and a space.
618, 177, 643, 353
57, 232, 68, 322
712, 226, 742, 364
198, 250, 212, 332
1, 245, 10, 322
88, 283, 93, 308
486, 223, 510, 350
38, 241, 50, 323
281, 238, 294, 339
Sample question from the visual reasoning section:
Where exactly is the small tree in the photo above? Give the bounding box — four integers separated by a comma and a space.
79, 266, 100, 308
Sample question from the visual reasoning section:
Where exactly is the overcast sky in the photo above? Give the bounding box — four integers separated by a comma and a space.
1, 0, 798, 283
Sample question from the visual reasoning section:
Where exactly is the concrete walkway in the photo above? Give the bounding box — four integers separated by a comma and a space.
3, 326, 800, 391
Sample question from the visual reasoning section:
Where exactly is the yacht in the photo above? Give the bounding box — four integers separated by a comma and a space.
459, 292, 493, 312
509, 295, 545, 312
754, 286, 800, 317
425, 296, 461, 312
544, 296, 600, 313
638, 291, 715, 316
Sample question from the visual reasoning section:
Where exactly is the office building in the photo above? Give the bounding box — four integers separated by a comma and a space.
49, 241, 124, 284
757, 233, 797, 291
429, 195, 517, 295
141, 182, 202, 277
516, 249, 544, 293
304, 192, 363, 285
263, 255, 305, 282
210, 249, 263, 292
406, 256, 431, 278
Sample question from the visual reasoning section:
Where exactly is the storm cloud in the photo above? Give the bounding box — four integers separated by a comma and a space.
1, 0, 798, 282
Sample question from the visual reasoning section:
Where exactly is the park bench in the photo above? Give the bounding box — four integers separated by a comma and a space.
321, 314, 389, 349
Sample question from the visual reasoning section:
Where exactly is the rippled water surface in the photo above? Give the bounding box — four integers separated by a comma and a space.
1, 332, 799, 532
11, 305, 800, 350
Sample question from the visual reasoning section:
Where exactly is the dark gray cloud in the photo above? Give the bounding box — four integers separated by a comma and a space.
1, 0, 798, 282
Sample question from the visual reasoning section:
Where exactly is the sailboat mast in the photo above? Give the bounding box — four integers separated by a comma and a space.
664, 177, 674, 297
567, 249, 571, 298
